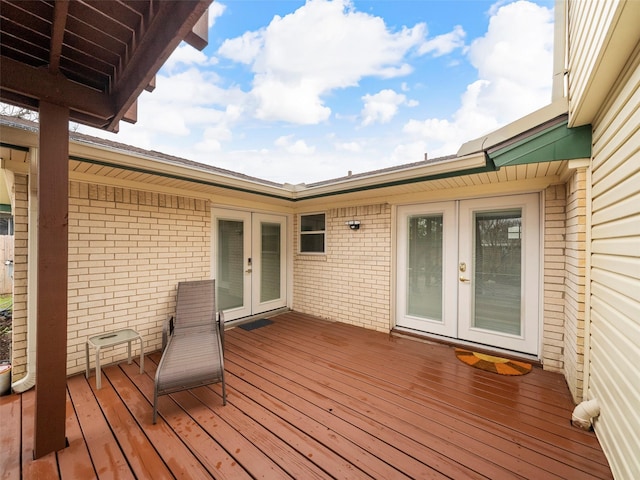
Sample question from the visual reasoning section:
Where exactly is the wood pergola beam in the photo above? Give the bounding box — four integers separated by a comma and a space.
49, 0, 69, 74
33, 101, 69, 459
184, 10, 209, 51
1, 57, 114, 124
108, 1, 210, 130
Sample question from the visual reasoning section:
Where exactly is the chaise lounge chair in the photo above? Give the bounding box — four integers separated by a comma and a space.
153, 279, 226, 424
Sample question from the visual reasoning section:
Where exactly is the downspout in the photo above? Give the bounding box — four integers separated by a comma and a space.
582, 159, 593, 399
552, 0, 568, 102
12, 148, 38, 393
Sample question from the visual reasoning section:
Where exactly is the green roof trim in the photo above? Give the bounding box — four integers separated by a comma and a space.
489, 121, 592, 168
0, 204, 11, 213
294, 160, 497, 201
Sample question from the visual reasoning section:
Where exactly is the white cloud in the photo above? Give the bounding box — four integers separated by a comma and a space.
361, 89, 414, 126
218, 30, 265, 65
194, 137, 222, 153
208, 2, 226, 28
335, 141, 363, 153
75, 0, 555, 185
218, 0, 426, 124
163, 45, 214, 73
473, 2, 553, 122
418, 25, 466, 57
275, 135, 316, 155
390, 141, 429, 165
403, 0, 553, 158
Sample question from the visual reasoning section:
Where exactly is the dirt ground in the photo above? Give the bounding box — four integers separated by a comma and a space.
0, 312, 10, 362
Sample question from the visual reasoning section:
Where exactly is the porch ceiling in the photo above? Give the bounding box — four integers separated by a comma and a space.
0, 0, 211, 131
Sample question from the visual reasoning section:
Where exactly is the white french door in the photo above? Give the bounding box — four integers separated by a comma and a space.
212, 208, 287, 321
396, 194, 540, 355
396, 202, 458, 337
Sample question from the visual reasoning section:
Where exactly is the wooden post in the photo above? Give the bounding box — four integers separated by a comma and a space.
33, 101, 69, 459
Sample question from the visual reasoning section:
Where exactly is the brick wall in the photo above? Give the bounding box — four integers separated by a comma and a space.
542, 183, 567, 372
293, 204, 391, 332
10, 176, 580, 381
66, 182, 211, 375
563, 168, 587, 402
10, 174, 28, 379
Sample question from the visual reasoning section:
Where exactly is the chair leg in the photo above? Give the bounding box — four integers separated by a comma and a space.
153, 388, 158, 424
221, 378, 227, 406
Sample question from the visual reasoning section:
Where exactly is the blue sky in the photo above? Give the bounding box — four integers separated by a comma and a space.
79, 0, 556, 184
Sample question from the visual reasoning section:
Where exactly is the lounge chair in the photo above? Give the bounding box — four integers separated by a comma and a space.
153, 279, 226, 424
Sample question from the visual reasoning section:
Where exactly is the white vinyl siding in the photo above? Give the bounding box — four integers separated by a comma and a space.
567, 0, 617, 110
566, 0, 639, 126
588, 41, 640, 480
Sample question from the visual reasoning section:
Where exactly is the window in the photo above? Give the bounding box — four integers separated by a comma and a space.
0, 215, 13, 236
300, 213, 325, 253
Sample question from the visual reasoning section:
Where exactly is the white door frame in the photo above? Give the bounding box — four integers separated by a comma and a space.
396, 193, 541, 355
396, 202, 458, 336
457, 194, 540, 354
212, 208, 288, 321
251, 212, 287, 315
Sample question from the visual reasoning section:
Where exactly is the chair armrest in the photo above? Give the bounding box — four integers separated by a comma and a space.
162, 316, 174, 350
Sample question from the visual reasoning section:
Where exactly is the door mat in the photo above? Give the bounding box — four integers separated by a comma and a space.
238, 318, 274, 331
455, 348, 532, 376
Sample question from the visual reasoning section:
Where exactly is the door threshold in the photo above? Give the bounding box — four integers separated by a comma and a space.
225, 307, 290, 330
391, 327, 541, 366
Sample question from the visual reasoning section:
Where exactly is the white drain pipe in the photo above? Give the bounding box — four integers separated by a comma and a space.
11, 149, 38, 393
571, 398, 600, 430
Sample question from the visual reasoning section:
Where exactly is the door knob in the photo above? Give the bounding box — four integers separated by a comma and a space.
245, 268, 252, 273
459, 276, 470, 282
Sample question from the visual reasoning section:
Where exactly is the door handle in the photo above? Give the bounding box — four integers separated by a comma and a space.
459, 276, 470, 282
245, 269, 252, 273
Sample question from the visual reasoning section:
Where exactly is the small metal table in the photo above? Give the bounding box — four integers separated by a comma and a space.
85, 328, 144, 389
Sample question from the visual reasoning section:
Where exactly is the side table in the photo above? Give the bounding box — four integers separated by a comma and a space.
85, 328, 144, 389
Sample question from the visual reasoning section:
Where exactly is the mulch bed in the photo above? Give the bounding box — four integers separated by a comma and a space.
0, 310, 11, 362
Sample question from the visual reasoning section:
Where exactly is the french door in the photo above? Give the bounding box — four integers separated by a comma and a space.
396, 194, 540, 355
212, 208, 287, 321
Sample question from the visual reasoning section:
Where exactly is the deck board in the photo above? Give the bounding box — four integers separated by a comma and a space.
20, 390, 59, 479
0, 392, 21, 480
106, 365, 213, 480
57, 390, 97, 479
228, 321, 578, 479
1, 312, 612, 479
268, 317, 609, 460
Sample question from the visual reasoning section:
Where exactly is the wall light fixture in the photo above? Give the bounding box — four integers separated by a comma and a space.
346, 220, 361, 230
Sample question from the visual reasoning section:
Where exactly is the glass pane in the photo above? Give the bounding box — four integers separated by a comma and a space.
407, 215, 443, 321
473, 209, 522, 335
217, 219, 244, 311
261, 222, 281, 302
301, 233, 324, 252
301, 214, 325, 231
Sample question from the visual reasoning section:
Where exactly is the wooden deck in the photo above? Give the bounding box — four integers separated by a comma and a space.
1, 312, 612, 479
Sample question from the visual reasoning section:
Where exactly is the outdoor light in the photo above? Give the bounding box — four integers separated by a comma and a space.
346, 220, 361, 230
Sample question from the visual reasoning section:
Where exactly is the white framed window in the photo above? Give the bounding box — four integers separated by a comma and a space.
299, 213, 325, 253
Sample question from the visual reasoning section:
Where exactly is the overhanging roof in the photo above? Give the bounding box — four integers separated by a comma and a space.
488, 119, 591, 168
458, 98, 591, 168
0, 0, 211, 131
1, 109, 592, 205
